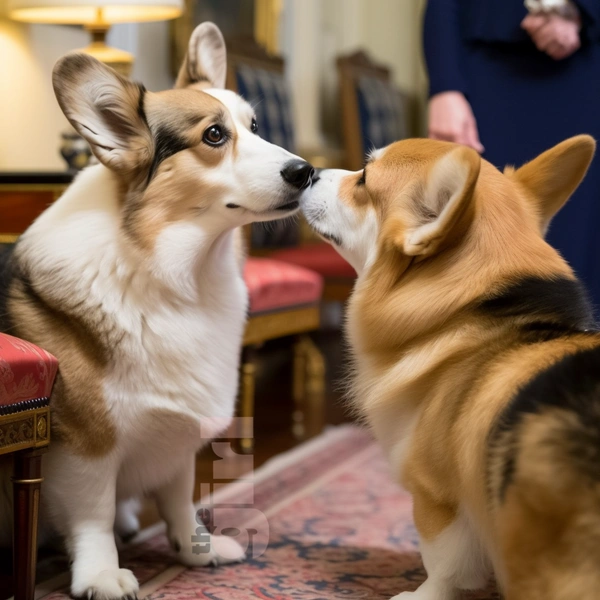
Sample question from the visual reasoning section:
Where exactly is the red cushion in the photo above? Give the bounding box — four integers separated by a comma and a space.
244, 257, 323, 314
0, 333, 58, 407
271, 243, 356, 278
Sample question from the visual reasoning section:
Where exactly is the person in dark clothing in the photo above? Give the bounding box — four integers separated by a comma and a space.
424, 0, 600, 312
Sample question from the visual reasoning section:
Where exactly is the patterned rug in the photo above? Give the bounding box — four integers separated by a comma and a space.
34, 426, 500, 600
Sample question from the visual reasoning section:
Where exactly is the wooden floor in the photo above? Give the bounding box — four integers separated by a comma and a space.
1, 331, 351, 599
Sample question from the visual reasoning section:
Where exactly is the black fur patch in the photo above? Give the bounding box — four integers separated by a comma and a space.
136, 83, 148, 125
188, 75, 210, 84
146, 125, 190, 185
320, 231, 343, 247
11, 261, 47, 317
489, 343, 600, 501
0, 244, 15, 334
136, 84, 190, 186
478, 276, 596, 342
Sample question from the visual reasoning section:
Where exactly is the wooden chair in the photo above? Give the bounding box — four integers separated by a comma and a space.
270, 52, 413, 305
240, 258, 325, 451
270, 243, 355, 303
226, 36, 298, 250
337, 50, 410, 171
0, 332, 57, 600
225, 37, 356, 304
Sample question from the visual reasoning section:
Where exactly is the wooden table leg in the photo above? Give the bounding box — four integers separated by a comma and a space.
302, 336, 326, 438
12, 447, 45, 600
292, 336, 326, 440
292, 336, 308, 439
239, 345, 256, 454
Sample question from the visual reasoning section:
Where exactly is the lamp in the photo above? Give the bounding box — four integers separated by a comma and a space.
8, 0, 183, 75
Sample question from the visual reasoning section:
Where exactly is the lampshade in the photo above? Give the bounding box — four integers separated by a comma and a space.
8, 0, 183, 24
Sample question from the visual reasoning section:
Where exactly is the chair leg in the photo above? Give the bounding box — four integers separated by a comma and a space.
292, 335, 326, 440
303, 336, 326, 438
292, 337, 308, 439
239, 345, 256, 454
12, 447, 45, 600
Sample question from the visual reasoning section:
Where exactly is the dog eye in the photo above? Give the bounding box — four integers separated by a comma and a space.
357, 170, 366, 185
203, 125, 225, 146
251, 118, 258, 134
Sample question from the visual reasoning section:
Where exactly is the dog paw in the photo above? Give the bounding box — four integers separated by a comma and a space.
210, 535, 246, 563
390, 588, 457, 600
177, 535, 246, 567
72, 568, 139, 600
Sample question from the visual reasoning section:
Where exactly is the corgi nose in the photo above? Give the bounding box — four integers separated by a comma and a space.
281, 160, 314, 189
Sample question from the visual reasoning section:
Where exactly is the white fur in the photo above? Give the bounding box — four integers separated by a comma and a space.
301, 168, 379, 275
5, 84, 305, 599
18, 163, 248, 593
391, 512, 490, 600
203, 88, 302, 221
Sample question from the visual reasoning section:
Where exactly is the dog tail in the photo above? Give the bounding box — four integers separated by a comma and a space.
488, 344, 600, 600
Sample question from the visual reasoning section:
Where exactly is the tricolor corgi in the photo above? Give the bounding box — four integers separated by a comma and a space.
302, 137, 600, 600
0, 22, 313, 600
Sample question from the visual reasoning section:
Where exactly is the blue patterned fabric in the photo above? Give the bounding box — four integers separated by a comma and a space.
356, 76, 408, 157
236, 65, 296, 152
235, 64, 298, 248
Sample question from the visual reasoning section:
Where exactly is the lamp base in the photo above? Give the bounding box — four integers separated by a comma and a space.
78, 22, 133, 77
64, 19, 132, 172
79, 41, 133, 77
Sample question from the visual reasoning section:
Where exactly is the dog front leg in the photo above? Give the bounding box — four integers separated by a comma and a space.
391, 493, 490, 600
114, 497, 141, 544
153, 453, 245, 566
44, 448, 138, 600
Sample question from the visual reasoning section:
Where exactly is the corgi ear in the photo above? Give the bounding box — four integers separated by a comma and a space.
175, 22, 227, 89
53, 53, 153, 176
401, 146, 481, 257
510, 135, 595, 235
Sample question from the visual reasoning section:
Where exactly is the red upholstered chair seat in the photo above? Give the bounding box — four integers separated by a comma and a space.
271, 242, 356, 279
244, 257, 324, 314
0, 333, 58, 410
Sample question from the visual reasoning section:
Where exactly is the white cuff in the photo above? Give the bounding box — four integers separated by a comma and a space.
525, 0, 576, 15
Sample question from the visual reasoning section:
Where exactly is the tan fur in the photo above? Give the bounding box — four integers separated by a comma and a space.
8, 278, 116, 457
52, 54, 246, 254
53, 55, 153, 177
499, 409, 600, 600
337, 137, 600, 597
117, 90, 237, 249
507, 135, 595, 235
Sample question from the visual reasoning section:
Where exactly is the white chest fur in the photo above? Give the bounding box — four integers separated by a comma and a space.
18, 167, 249, 494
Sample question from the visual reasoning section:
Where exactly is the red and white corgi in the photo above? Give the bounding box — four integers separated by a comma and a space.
302, 137, 600, 600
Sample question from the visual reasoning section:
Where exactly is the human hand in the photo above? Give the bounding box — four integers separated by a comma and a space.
521, 12, 581, 60
428, 91, 484, 153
